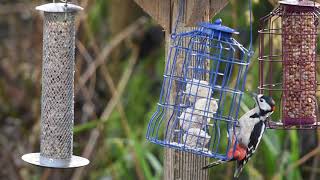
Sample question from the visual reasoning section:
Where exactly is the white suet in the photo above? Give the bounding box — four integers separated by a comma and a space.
185, 79, 212, 103
183, 128, 210, 148
179, 108, 205, 130
195, 98, 218, 119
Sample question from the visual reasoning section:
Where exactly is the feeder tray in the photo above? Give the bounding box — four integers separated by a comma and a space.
22, 153, 89, 168
146, 18, 252, 160
22, 2, 89, 168
258, 0, 320, 129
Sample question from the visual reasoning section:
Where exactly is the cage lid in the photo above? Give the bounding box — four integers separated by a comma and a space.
279, 0, 320, 7
36, 3, 83, 13
198, 19, 239, 35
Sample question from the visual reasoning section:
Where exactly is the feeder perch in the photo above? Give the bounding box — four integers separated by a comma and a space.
258, 0, 320, 129
146, 18, 252, 160
21, 2, 89, 168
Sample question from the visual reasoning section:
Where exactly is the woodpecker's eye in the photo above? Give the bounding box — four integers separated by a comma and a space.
260, 99, 263, 103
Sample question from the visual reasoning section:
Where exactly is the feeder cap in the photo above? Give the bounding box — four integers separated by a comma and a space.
198, 19, 239, 35
36, 3, 83, 13
279, 0, 320, 7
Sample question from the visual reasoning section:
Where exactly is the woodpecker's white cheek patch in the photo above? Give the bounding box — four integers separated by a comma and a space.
258, 100, 273, 113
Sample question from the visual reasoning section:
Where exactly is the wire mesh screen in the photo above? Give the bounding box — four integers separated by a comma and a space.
258, 1, 320, 129
40, 12, 76, 160
282, 5, 317, 126
147, 19, 251, 160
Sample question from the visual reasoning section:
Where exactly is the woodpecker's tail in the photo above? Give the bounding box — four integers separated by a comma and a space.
233, 161, 245, 178
202, 160, 227, 170
233, 167, 243, 178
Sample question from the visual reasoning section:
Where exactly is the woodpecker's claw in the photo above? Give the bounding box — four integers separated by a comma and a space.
202, 160, 227, 169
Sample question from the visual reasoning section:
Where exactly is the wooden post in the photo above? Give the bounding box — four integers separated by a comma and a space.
133, 0, 229, 179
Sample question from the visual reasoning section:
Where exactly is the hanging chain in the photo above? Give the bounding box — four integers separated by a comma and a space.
61, 0, 68, 7
52, 0, 68, 4
62, 0, 68, 22
172, 0, 184, 35
248, 0, 253, 55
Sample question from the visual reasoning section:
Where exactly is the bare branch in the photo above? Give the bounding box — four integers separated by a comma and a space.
71, 47, 140, 180
285, 146, 320, 176
76, 17, 147, 94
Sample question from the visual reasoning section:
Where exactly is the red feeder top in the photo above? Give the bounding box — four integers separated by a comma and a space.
279, 0, 320, 7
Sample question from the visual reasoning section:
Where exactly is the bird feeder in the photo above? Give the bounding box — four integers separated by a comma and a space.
146, 19, 252, 160
258, 0, 320, 129
21, 2, 89, 168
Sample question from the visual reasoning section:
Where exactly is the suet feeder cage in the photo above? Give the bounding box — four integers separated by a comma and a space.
21, 2, 89, 168
146, 18, 252, 160
258, 0, 320, 129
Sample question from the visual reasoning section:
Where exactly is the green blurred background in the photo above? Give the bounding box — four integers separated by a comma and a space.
0, 0, 320, 179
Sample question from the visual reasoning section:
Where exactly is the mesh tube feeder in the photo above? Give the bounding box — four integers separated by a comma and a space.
146, 18, 252, 160
21, 2, 89, 168
258, 0, 320, 129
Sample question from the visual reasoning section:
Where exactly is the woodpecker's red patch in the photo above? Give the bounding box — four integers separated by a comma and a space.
228, 144, 246, 161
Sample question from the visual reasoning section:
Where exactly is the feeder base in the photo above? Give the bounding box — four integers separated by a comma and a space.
21, 153, 89, 168
267, 121, 320, 129
283, 118, 316, 126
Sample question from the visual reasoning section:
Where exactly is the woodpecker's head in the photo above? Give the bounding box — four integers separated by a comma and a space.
254, 94, 276, 115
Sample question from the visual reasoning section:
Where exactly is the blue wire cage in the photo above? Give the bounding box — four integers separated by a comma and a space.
146, 19, 252, 160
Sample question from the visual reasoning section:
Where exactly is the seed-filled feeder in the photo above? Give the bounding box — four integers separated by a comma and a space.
21, 2, 89, 168
146, 19, 252, 160
258, 0, 320, 129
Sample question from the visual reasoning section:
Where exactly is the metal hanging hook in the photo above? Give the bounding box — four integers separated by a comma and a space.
52, 0, 68, 5
61, 0, 68, 6
248, 0, 253, 54
171, 0, 184, 35
61, 0, 68, 22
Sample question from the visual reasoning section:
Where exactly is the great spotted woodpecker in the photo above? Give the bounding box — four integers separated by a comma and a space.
202, 94, 275, 178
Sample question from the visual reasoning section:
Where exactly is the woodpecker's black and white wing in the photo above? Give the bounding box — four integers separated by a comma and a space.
233, 107, 260, 147
234, 120, 266, 178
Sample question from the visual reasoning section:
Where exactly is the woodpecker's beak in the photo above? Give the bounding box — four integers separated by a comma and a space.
250, 92, 258, 98
250, 92, 258, 103
270, 98, 276, 112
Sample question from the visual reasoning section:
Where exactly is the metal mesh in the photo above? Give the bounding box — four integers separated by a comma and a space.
146, 19, 252, 160
282, 6, 317, 126
40, 12, 76, 160
258, 1, 320, 129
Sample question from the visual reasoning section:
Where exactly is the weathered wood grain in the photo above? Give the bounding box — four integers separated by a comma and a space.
162, 1, 211, 178
133, 0, 171, 30
158, 0, 213, 179
133, 0, 229, 29
134, 0, 230, 179
185, 0, 209, 26
209, 0, 229, 18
